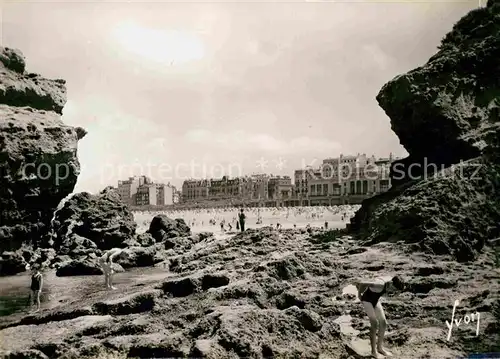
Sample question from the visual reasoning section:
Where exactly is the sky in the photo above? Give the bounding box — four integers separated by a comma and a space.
1, 0, 479, 193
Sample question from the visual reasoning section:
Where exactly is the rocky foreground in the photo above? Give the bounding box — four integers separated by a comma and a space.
1, 228, 499, 359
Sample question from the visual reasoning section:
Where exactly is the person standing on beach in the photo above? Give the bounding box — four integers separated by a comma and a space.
28, 265, 43, 312
353, 276, 405, 358
238, 208, 246, 232
99, 248, 127, 290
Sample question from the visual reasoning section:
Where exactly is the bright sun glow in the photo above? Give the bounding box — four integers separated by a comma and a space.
113, 22, 204, 64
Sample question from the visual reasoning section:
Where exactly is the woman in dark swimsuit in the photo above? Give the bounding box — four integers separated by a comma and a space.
354, 276, 405, 358
29, 266, 43, 312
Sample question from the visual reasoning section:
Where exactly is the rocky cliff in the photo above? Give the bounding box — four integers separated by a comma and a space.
0, 47, 86, 274
350, 1, 500, 261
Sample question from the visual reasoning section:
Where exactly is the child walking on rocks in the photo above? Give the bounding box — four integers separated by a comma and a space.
354, 275, 405, 358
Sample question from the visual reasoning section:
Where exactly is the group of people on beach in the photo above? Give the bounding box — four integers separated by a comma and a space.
136, 205, 359, 233
218, 208, 247, 233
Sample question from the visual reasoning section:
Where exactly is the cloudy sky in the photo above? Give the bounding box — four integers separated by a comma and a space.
2, 0, 478, 193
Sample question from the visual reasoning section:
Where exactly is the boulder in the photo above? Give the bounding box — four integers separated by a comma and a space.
0, 47, 26, 73
147, 214, 191, 242
92, 290, 161, 315
1, 349, 50, 359
350, 3, 500, 261
0, 251, 28, 276
136, 232, 155, 247
0, 46, 86, 260
114, 245, 165, 268
51, 189, 137, 251
55, 257, 124, 277
0, 47, 67, 113
56, 233, 98, 256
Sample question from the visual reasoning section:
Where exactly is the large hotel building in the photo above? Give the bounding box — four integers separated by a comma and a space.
180, 153, 395, 207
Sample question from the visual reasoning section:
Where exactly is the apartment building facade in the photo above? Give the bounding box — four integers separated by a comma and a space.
182, 179, 210, 202
294, 153, 395, 205
250, 174, 269, 200
119, 178, 175, 207
178, 153, 396, 207
181, 174, 272, 204
117, 175, 151, 205
268, 176, 293, 200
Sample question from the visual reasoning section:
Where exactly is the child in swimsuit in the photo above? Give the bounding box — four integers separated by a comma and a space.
354, 276, 405, 358
29, 266, 43, 312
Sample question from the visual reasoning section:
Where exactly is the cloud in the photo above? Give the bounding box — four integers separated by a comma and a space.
360, 43, 393, 71
184, 129, 341, 155
111, 21, 205, 65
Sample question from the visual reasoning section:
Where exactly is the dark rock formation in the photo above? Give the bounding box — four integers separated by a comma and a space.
147, 214, 191, 242
51, 190, 137, 251
350, 4, 500, 261
55, 257, 124, 277
0, 47, 86, 275
114, 244, 166, 268
0, 251, 27, 276
92, 290, 161, 315
378, 2, 500, 183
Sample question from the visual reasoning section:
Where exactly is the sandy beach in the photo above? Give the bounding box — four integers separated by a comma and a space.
133, 205, 360, 234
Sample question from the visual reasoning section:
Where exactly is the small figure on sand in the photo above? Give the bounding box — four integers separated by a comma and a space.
228, 223, 233, 231
99, 248, 127, 290
324, 221, 328, 230
238, 208, 246, 232
354, 276, 405, 358
27, 265, 43, 312
220, 220, 225, 233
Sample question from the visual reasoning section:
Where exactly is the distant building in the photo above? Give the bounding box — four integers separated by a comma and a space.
157, 183, 175, 205
249, 174, 269, 201
134, 182, 175, 206
117, 176, 151, 205
173, 189, 181, 204
208, 177, 227, 199
294, 168, 320, 198
182, 179, 210, 202
294, 153, 395, 205
136, 183, 158, 206
268, 176, 293, 200
182, 174, 272, 204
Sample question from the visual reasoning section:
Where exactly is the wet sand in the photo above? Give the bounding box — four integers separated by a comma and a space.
0, 267, 172, 319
